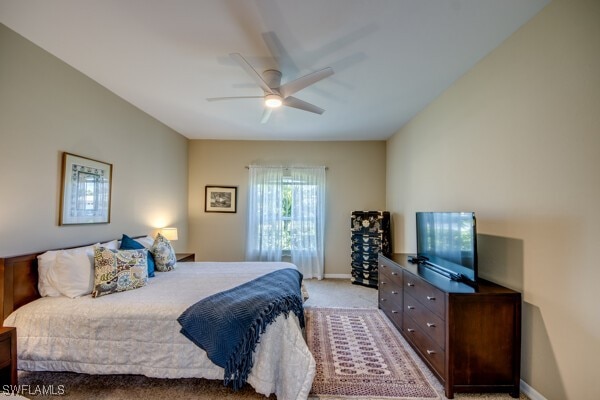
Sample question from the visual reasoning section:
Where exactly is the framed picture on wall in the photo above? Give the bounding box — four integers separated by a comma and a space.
59, 152, 112, 225
205, 185, 237, 213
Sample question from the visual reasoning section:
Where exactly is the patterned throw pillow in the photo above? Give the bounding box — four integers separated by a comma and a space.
93, 247, 148, 298
119, 234, 156, 277
150, 232, 177, 272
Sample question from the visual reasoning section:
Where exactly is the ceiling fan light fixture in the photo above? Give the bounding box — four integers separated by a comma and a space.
265, 94, 283, 108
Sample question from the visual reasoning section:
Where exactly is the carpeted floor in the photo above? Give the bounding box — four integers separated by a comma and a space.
13, 279, 528, 399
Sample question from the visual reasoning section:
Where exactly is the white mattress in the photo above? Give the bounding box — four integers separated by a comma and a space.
4, 262, 316, 400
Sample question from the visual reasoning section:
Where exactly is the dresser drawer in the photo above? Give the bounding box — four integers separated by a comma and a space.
352, 251, 379, 263
379, 295, 403, 330
403, 314, 445, 378
351, 212, 386, 233
352, 267, 378, 286
379, 278, 402, 303
378, 259, 403, 329
379, 260, 402, 282
378, 269, 398, 290
351, 233, 382, 250
0, 327, 16, 386
351, 261, 378, 272
379, 276, 403, 310
403, 271, 445, 318
404, 292, 445, 349
0, 335, 11, 369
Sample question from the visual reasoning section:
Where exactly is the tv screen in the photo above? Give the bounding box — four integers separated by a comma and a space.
416, 212, 477, 286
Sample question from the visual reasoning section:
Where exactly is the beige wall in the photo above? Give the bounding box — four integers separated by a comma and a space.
0, 24, 189, 256
188, 140, 386, 276
386, 0, 599, 399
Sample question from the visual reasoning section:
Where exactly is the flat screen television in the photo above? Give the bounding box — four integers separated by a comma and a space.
416, 211, 478, 288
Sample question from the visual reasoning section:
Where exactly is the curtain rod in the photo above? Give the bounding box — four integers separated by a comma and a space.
245, 165, 328, 170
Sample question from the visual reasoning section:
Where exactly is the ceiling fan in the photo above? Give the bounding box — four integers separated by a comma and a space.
207, 53, 334, 123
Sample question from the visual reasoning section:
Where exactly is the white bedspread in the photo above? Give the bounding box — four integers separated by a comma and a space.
4, 262, 316, 400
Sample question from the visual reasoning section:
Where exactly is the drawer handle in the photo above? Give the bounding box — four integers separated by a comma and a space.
391, 310, 398, 314
407, 328, 415, 333
407, 305, 415, 310
380, 281, 387, 285
426, 350, 436, 355
407, 282, 415, 287
380, 298, 387, 302
391, 272, 398, 276
391, 291, 398, 294
426, 322, 436, 328
426, 296, 436, 301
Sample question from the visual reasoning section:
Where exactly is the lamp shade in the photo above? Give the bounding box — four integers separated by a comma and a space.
160, 227, 178, 241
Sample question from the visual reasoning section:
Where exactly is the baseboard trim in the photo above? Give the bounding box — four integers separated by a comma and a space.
323, 274, 352, 279
521, 379, 546, 400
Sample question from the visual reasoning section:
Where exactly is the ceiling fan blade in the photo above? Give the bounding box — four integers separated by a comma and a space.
260, 108, 273, 124
230, 53, 274, 94
206, 96, 263, 102
279, 67, 334, 98
283, 96, 325, 115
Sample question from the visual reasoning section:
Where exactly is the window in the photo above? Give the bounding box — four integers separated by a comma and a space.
246, 166, 326, 279
282, 179, 292, 252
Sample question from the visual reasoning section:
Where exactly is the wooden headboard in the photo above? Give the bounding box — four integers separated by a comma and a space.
0, 236, 146, 323
0, 251, 42, 323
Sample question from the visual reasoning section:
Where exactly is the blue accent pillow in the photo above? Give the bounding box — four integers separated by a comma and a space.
120, 234, 155, 277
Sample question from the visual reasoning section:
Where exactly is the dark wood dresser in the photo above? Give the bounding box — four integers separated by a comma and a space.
379, 254, 521, 399
0, 327, 17, 386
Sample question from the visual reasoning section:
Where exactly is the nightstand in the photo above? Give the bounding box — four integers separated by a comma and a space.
176, 253, 195, 262
0, 327, 17, 386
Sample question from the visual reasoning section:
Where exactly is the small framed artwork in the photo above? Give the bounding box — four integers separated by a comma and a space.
205, 185, 237, 213
59, 152, 112, 225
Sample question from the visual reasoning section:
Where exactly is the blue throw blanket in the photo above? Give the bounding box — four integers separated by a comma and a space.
177, 268, 305, 390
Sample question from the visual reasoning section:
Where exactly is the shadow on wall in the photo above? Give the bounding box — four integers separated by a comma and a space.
477, 234, 524, 292
391, 212, 404, 252
522, 302, 567, 400
477, 234, 566, 399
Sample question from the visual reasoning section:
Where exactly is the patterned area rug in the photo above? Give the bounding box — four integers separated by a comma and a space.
306, 307, 440, 400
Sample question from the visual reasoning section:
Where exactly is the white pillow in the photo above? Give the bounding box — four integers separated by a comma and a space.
100, 239, 119, 250
135, 235, 155, 248
47, 245, 97, 298
37, 251, 62, 297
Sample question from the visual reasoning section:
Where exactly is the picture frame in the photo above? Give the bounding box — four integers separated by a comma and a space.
59, 152, 112, 225
205, 185, 237, 213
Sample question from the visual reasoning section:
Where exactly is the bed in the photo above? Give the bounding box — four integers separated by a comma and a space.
0, 241, 316, 400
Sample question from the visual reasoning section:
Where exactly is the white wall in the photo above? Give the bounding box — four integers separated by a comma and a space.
0, 23, 189, 256
386, 0, 599, 398
188, 140, 386, 276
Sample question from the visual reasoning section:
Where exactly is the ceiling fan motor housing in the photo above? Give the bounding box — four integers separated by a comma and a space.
262, 69, 282, 89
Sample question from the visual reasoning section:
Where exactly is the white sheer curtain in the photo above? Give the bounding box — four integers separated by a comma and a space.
290, 167, 325, 279
245, 167, 284, 261
245, 165, 326, 279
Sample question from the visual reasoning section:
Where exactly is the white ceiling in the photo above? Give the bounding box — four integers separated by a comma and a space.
0, 0, 549, 141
